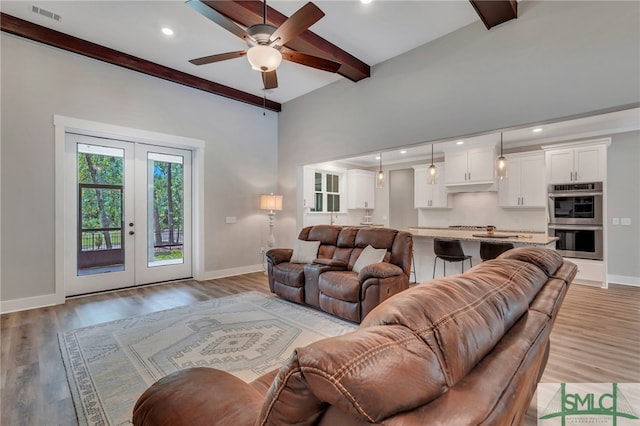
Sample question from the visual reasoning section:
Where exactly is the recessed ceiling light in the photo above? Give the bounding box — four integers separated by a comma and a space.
360, 0, 372, 4
400, 150, 407, 154
375, 155, 381, 160
456, 141, 464, 145
533, 128, 543, 133
161, 27, 174, 36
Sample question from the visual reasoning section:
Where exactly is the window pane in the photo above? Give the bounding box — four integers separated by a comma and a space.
328, 194, 340, 212
332, 174, 339, 192
76, 144, 124, 275
315, 193, 323, 211
325, 174, 332, 192
148, 153, 185, 267
315, 172, 322, 191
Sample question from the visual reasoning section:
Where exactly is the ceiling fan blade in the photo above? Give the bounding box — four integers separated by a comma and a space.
270, 2, 324, 46
281, 49, 341, 73
186, 0, 251, 42
262, 70, 278, 90
189, 50, 247, 66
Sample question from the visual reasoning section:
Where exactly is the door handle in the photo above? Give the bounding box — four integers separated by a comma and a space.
129, 231, 135, 235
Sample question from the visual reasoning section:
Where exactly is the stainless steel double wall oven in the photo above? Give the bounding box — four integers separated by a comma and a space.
547, 182, 603, 260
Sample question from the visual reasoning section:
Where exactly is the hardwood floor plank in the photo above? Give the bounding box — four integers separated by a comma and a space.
1, 275, 638, 425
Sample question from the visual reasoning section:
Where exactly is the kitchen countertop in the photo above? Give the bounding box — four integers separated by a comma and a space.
406, 227, 558, 246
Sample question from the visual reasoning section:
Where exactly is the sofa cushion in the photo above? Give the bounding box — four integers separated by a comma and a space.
352, 245, 387, 273
290, 239, 321, 264
272, 263, 306, 287
260, 325, 448, 424
318, 271, 361, 302
362, 259, 551, 387
497, 246, 563, 277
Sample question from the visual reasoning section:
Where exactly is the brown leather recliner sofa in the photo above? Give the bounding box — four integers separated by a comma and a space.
266, 225, 413, 323
133, 247, 577, 426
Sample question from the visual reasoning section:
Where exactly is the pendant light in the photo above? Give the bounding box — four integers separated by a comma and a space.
376, 153, 384, 189
427, 144, 438, 185
497, 132, 508, 180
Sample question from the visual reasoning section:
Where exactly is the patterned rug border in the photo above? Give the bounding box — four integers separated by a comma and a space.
58, 291, 357, 426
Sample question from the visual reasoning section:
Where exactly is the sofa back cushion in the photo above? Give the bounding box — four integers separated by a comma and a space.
258, 325, 448, 425
362, 258, 552, 389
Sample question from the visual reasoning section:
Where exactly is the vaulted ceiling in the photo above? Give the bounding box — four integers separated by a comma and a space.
1, 1, 516, 111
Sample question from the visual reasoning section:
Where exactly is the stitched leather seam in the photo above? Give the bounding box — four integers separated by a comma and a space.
257, 366, 304, 426
417, 262, 531, 334
331, 334, 418, 380
300, 366, 376, 423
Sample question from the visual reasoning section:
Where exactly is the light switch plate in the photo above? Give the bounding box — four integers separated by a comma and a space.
225, 216, 237, 224
613, 218, 620, 225
621, 218, 632, 226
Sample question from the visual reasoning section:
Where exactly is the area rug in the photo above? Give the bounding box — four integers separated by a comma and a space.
59, 291, 357, 426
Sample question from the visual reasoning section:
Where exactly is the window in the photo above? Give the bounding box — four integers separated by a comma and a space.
311, 171, 342, 212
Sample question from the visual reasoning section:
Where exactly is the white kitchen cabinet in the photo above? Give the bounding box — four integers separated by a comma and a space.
445, 146, 496, 186
498, 152, 546, 207
347, 169, 375, 209
302, 165, 316, 209
413, 163, 451, 208
545, 143, 607, 184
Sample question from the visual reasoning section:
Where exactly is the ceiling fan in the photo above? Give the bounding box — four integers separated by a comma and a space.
187, 0, 342, 90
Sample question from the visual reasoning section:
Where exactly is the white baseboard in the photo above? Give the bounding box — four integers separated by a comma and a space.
607, 274, 640, 287
198, 264, 265, 281
0, 292, 64, 314
1, 265, 265, 314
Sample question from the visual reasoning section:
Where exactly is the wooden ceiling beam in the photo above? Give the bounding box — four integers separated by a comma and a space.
201, 1, 370, 82
469, 0, 518, 30
0, 13, 282, 112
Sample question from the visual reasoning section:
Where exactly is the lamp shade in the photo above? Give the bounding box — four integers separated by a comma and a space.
260, 194, 283, 211
247, 45, 282, 72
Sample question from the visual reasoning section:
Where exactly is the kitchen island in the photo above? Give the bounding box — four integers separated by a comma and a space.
407, 227, 558, 283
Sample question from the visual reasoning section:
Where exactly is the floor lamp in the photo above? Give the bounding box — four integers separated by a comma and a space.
260, 193, 283, 248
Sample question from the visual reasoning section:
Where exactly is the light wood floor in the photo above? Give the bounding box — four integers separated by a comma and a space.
1, 275, 638, 425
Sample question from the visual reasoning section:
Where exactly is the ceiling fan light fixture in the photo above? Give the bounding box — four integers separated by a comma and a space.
247, 45, 282, 72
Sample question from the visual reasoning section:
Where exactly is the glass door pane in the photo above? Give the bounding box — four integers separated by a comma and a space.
147, 152, 185, 267
76, 144, 125, 276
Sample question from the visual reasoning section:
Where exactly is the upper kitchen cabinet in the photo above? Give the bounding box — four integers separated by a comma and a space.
498, 152, 546, 208
413, 163, 451, 208
445, 146, 496, 186
545, 141, 608, 184
347, 169, 375, 209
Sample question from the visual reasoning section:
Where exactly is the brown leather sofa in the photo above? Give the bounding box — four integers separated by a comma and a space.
133, 247, 577, 426
266, 225, 413, 323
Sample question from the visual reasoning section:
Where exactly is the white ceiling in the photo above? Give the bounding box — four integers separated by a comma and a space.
3, 0, 638, 162
0, 0, 480, 104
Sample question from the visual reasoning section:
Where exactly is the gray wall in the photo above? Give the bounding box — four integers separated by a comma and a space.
278, 1, 640, 280
607, 131, 640, 281
389, 169, 417, 230
1, 33, 278, 303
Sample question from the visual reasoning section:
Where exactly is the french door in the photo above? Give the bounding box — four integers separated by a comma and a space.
64, 134, 192, 296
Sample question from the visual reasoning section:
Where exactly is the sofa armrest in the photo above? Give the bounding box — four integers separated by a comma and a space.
133, 367, 263, 426
313, 258, 348, 269
358, 262, 405, 281
266, 248, 293, 265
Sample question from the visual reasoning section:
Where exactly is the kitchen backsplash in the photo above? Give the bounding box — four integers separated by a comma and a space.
418, 192, 547, 232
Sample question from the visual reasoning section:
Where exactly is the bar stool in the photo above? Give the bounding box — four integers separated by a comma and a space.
480, 241, 514, 261
433, 238, 472, 278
